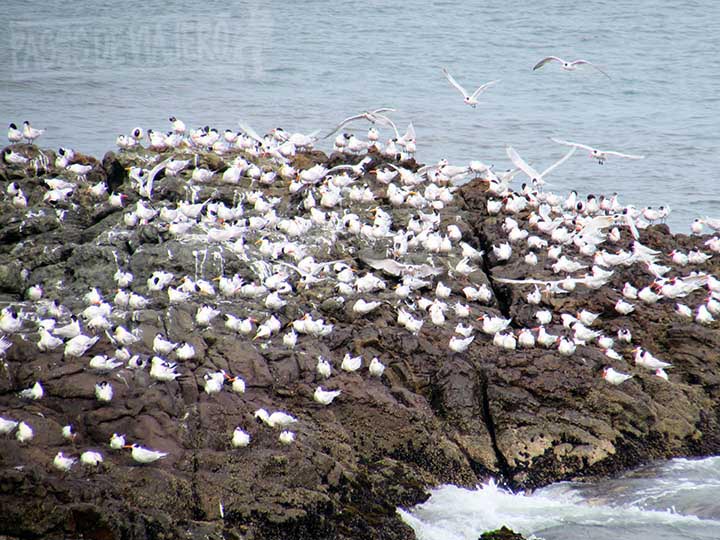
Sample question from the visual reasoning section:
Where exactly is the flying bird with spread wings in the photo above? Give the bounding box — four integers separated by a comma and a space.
442, 67, 499, 107
533, 56, 610, 79
550, 138, 644, 165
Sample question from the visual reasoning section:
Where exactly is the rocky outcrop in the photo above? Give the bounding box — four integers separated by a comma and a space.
1, 139, 719, 539
479, 526, 526, 540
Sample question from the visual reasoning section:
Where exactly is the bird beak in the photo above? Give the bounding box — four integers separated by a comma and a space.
123, 445, 132, 449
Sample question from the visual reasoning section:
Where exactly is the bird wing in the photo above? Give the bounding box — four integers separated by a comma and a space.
410, 263, 444, 278
495, 277, 557, 286
370, 107, 396, 115
273, 259, 344, 278
360, 257, 406, 276
470, 80, 500, 100
533, 56, 563, 71
571, 60, 611, 79
581, 215, 615, 232
238, 122, 266, 146
603, 150, 645, 159
323, 108, 397, 140
321, 114, 366, 139
541, 146, 577, 178
144, 157, 172, 199
442, 68, 469, 99
361, 256, 442, 278
506, 146, 541, 179
550, 137, 595, 152
416, 163, 440, 176
325, 164, 357, 174
371, 112, 400, 139
624, 212, 640, 240
402, 122, 416, 143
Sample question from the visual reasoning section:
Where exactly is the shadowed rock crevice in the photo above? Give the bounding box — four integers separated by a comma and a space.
480, 251, 514, 319
478, 369, 514, 487
460, 206, 513, 318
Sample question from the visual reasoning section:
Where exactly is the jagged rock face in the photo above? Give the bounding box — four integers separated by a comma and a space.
479, 526, 526, 540
1, 138, 719, 540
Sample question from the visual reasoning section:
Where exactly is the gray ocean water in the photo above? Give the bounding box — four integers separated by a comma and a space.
2, 2, 720, 537
2, 1, 719, 231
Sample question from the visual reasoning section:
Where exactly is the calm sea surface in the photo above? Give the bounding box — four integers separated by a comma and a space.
1, 1, 719, 231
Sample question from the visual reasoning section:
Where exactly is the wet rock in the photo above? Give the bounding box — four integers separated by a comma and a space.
479, 526, 526, 540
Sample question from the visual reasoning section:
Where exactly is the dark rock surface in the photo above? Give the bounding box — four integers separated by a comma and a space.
1, 138, 719, 539
479, 526, 526, 540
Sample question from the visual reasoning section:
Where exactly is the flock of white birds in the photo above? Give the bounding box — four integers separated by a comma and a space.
2, 110, 720, 474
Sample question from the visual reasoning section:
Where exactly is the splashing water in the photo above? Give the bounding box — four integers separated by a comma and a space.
400, 457, 720, 540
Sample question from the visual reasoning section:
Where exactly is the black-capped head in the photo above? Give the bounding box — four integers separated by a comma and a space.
9, 123, 17, 129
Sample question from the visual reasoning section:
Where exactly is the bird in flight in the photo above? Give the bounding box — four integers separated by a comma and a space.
442, 68, 499, 107
506, 145, 576, 186
322, 108, 398, 139
550, 138, 644, 165
533, 56, 610, 79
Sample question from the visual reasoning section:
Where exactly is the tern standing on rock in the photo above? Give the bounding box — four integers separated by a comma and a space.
7, 123, 23, 142
602, 367, 633, 385
22, 121, 45, 144
124, 444, 168, 464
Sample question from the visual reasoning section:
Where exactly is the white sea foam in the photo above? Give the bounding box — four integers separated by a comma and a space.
400, 459, 720, 540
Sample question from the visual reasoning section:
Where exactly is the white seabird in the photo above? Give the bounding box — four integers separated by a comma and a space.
441, 67, 499, 108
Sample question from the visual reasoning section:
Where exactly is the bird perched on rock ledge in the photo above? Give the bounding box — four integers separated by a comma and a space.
602, 367, 633, 385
